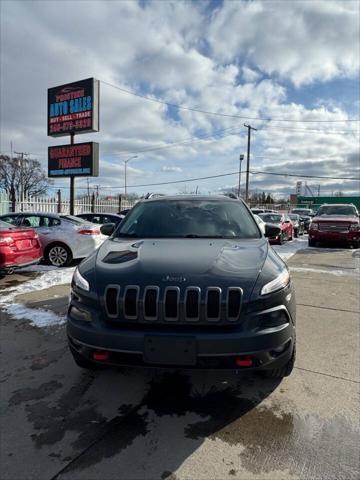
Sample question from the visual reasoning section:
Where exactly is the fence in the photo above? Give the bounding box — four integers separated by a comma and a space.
0, 192, 136, 216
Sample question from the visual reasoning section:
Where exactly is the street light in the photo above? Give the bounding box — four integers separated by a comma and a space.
238, 154, 244, 197
124, 155, 138, 198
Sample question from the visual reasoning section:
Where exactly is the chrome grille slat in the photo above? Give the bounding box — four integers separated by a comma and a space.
185, 287, 201, 322
206, 287, 222, 322
227, 287, 243, 321
105, 285, 243, 323
123, 285, 140, 320
104, 285, 120, 318
143, 286, 159, 321
318, 223, 349, 232
164, 286, 180, 321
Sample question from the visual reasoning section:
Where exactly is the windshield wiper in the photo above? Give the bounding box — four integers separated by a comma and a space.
184, 234, 228, 238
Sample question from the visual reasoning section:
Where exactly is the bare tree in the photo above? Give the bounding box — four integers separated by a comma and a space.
0, 155, 52, 199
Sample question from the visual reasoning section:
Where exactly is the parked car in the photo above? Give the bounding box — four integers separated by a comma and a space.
288, 214, 304, 237
68, 195, 296, 378
0, 213, 106, 267
0, 219, 43, 273
258, 213, 293, 244
76, 212, 124, 227
308, 203, 360, 248
253, 214, 266, 234
291, 208, 315, 218
118, 208, 132, 216
251, 208, 265, 215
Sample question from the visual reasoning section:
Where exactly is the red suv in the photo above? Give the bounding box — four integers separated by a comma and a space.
258, 213, 293, 244
308, 204, 360, 248
0, 220, 43, 273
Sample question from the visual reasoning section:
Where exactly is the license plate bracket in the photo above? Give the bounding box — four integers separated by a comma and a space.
144, 335, 196, 366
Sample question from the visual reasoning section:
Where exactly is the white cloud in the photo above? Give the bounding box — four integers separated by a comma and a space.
207, 0, 359, 86
0, 0, 358, 198
161, 166, 183, 173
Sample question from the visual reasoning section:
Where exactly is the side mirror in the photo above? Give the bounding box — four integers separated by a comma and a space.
100, 222, 115, 236
265, 224, 281, 238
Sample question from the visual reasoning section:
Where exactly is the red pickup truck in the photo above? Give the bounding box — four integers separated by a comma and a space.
308, 204, 360, 248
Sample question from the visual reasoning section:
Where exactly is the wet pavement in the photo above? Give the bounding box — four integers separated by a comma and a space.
0, 246, 359, 480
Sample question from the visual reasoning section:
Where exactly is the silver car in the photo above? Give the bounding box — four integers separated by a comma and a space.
0, 212, 106, 267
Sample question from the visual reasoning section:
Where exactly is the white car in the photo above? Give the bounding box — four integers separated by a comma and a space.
254, 214, 266, 235
0, 212, 106, 267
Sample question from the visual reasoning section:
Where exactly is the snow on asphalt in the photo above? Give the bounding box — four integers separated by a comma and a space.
1, 266, 74, 328
1, 237, 309, 327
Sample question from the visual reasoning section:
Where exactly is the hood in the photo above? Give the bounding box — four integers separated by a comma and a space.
94, 237, 269, 302
313, 215, 359, 223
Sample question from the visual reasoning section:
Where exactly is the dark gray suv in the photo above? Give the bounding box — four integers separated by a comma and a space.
67, 196, 296, 378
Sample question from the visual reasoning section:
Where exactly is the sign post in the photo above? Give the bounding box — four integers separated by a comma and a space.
47, 78, 100, 215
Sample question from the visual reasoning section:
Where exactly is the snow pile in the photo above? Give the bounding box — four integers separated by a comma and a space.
1, 266, 75, 327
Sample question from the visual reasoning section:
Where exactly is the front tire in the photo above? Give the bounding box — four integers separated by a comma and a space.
45, 243, 72, 267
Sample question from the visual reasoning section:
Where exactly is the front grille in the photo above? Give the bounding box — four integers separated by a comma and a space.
318, 223, 349, 232
104, 285, 243, 324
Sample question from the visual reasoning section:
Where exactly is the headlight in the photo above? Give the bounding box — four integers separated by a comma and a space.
73, 268, 90, 291
310, 222, 319, 230
349, 223, 360, 232
261, 270, 290, 295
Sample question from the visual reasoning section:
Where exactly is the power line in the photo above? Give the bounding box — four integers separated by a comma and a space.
101, 79, 360, 123
47, 170, 359, 191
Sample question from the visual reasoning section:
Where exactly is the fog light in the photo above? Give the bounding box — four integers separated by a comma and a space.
273, 344, 287, 353
70, 305, 91, 322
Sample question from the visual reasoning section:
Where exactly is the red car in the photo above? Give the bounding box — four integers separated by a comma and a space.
308, 204, 360, 248
258, 213, 293, 244
0, 219, 43, 273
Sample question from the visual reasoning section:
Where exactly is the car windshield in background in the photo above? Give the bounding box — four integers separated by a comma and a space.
60, 215, 89, 224
115, 199, 260, 239
288, 214, 299, 221
316, 206, 357, 216
292, 209, 312, 215
259, 214, 282, 223
0, 220, 13, 229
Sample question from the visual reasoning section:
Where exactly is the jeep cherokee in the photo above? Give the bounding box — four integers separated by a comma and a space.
67, 196, 296, 378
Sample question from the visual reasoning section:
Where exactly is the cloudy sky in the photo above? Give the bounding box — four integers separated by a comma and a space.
0, 0, 359, 198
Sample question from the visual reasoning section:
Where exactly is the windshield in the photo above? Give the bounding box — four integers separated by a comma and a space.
61, 215, 90, 224
292, 209, 312, 215
316, 205, 357, 216
259, 214, 282, 223
114, 199, 261, 239
288, 214, 299, 221
0, 220, 13, 229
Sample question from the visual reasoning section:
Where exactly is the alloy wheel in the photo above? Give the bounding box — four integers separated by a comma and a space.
48, 246, 68, 267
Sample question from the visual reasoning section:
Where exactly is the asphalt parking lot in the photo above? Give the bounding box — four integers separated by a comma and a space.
0, 241, 359, 480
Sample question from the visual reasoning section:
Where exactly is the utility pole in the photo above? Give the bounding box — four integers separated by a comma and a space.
124, 155, 138, 198
238, 154, 244, 197
244, 124, 257, 203
69, 133, 75, 215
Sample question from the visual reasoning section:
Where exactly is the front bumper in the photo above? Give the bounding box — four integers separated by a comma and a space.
309, 230, 360, 244
67, 306, 295, 371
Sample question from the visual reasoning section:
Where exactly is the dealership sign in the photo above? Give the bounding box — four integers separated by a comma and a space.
48, 142, 99, 178
48, 78, 99, 137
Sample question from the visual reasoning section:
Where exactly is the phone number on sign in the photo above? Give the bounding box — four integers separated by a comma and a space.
49, 118, 92, 133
